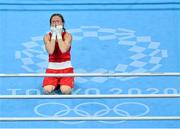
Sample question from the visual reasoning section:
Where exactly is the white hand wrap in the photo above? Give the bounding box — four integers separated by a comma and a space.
56, 25, 63, 40
50, 26, 56, 40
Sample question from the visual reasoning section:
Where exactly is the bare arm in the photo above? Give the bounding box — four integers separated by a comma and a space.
57, 32, 72, 53
43, 34, 56, 55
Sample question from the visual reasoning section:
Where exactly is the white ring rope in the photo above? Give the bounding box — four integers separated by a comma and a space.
0, 116, 180, 121
0, 72, 180, 77
0, 73, 179, 122
0, 94, 180, 99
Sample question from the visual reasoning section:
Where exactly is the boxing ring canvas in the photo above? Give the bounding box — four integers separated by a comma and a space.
0, 0, 180, 128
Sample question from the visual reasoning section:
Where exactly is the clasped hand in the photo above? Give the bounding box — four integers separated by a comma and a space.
50, 25, 63, 40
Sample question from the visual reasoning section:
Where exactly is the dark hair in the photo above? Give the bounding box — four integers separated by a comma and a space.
50, 13, 66, 32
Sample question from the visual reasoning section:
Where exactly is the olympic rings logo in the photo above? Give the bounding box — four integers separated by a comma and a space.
34, 101, 150, 124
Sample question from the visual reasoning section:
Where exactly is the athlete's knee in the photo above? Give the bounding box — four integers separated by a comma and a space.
60, 85, 72, 94
43, 85, 55, 94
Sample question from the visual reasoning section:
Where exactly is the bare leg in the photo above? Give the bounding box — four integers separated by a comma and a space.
60, 85, 72, 94
43, 85, 55, 94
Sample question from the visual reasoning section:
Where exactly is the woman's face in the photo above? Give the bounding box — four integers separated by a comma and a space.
51, 16, 63, 27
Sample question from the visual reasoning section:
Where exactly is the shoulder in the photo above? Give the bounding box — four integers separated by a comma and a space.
43, 33, 50, 41
44, 32, 50, 37
64, 32, 72, 39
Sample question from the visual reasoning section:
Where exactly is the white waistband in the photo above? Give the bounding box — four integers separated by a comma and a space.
48, 61, 72, 70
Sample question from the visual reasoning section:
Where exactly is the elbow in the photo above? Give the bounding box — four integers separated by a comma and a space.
47, 49, 54, 55
61, 49, 68, 54
60, 47, 69, 54
61, 51, 66, 54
